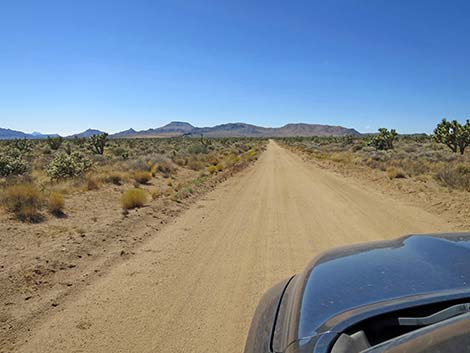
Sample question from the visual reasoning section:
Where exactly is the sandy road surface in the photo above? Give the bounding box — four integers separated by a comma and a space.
17, 141, 455, 353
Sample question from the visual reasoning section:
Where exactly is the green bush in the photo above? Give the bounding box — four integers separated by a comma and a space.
12, 138, 33, 153
0, 154, 28, 176
188, 144, 209, 154
111, 147, 129, 160
47, 152, 92, 179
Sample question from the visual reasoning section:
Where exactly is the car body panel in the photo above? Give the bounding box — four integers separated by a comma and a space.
244, 278, 291, 353
298, 233, 470, 339
246, 233, 470, 353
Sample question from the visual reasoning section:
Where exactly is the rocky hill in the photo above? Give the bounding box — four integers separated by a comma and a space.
112, 122, 360, 138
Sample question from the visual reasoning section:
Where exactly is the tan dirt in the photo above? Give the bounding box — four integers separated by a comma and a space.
15, 141, 458, 353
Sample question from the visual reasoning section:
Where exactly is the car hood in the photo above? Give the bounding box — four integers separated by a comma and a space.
280, 233, 470, 351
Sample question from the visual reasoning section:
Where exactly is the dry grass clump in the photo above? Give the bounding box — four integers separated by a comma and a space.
330, 152, 352, 163
207, 165, 217, 174
149, 187, 161, 200
2, 183, 44, 222
187, 159, 204, 171
386, 167, 407, 179
85, 174, 101, 190
121, 188, 148, 209
155, 161, 175, 178
103, 171, 127, 185
435, 164, 470, 191
133, 171, 152, 184
48, 192, 65, 216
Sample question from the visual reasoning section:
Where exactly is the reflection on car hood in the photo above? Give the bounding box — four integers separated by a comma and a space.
297, 233, 470, 339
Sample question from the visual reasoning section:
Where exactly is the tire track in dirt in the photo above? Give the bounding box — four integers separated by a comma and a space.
16, 141, 456, 353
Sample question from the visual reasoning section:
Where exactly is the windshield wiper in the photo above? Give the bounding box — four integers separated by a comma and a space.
398, 303, 470, 326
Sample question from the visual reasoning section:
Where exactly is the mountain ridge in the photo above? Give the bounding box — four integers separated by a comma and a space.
0, 128, 59, 140
0, 121, 361, 139
114, 121, 361, 138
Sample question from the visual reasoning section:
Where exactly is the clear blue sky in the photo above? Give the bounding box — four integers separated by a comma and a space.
1, 0, 469, 135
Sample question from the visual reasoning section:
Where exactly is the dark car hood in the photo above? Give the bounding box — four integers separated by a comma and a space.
291, 233, 470, 344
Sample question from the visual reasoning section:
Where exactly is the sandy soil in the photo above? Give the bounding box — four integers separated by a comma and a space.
10, 141, 460, 353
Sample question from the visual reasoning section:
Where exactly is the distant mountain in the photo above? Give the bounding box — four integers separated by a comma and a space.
1, 121, 361, 140
0, 128, 29, 140
275, 123, 360, 137
110, 121, 359, 138
0, 128, 59, 140
189, 123, 267, 137
110, 122, 195, 138
158, 121, 194, 134
186, 122, 360, 138
68, 129, 107, 138
111, 128, 137, 138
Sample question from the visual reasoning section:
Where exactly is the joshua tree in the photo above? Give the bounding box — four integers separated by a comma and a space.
88, 133, 108, 155
433, 119, 470, 155
46, 136, 64, 150
368, 128, 398, 150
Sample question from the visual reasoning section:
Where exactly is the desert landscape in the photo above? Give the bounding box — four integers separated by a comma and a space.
0, 122, 468, 352
0, 133, 266, 351
2, 1, 470, 351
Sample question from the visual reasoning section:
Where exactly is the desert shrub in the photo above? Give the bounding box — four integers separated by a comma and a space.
187, 159, 204, 171
104, 171, 126, 185
207, 165, 217, 174
111, 147, 129, 160
244, 149, 258, 161
2, 183, 44, 222
46, 136, 64, 150
121, 188, 148, 209
435, 164, 470, 191
0, 154, 28, 176
173, 158, 186, 166
134, 171, 152, 184
351, 144, 363, 152
175, 186, 193, 201
12, 138, 33, 153
330, 152, 352, 163
224, 154, 240, 168
216, 163, 223, 172
156, 162, 174, 178
207, 155, 220, 166
386, 167, 407, 179
48, 192, 65, 215
188, 144, 209, 154
400, 159, 430, 177
47, 152, 92, 179
85, 175, 101, 190
123, 157, 149, 171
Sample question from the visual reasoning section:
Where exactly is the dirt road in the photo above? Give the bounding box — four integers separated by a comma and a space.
17, 141, 455, 353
